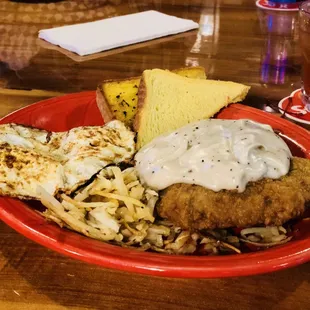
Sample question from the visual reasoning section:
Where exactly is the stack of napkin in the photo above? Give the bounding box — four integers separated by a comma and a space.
38, 10, 199, 56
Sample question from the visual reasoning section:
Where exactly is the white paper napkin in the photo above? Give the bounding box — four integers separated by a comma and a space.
38, 10, 199, 56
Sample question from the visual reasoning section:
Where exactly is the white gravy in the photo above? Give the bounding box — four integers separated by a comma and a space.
135, 119, 292, 192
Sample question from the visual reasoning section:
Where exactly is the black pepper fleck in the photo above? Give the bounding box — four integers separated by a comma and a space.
122, 100, 129, 107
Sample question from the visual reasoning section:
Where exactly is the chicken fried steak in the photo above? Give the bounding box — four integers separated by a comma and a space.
158, 157, 310, 230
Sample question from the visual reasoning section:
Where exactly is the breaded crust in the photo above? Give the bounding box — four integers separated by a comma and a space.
157, 157, 310, 230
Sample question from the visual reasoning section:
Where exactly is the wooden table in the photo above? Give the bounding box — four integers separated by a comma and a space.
0, 1, 309, 309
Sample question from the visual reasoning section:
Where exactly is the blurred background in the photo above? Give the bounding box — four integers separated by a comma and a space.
0, 0, 302, 112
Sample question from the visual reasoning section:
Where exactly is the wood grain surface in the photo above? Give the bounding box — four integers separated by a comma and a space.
0, 0, 309, 309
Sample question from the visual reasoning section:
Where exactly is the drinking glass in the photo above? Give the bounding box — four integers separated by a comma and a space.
299, 1, 310, 108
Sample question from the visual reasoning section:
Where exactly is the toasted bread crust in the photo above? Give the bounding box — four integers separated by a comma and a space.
97, 67, 206, 129
133, 69, 250, 149
96, 76, 142, 126
133, 73, 147, 132
98, 75, 141, 85
171, 66, 206, 78
96, 87, 115, 124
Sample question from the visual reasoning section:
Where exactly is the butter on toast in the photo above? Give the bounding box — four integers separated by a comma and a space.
96, 67, 206, 127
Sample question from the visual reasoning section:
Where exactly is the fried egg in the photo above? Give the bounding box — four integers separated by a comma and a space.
0, 120, 135, 199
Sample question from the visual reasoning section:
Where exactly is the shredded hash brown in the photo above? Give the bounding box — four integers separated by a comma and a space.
38, 166, 292, 255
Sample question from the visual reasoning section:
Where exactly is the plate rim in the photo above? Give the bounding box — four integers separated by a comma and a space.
278, 89, 310, 125
0, 91, 310, 278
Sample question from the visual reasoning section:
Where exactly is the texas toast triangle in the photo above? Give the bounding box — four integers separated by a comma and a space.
134, 69, 250, 149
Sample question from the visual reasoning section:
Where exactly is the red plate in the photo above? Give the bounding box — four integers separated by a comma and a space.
0, 92, 309, 278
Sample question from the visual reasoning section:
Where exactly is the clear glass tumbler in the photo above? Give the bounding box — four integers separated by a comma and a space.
299, 1, 310, 109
